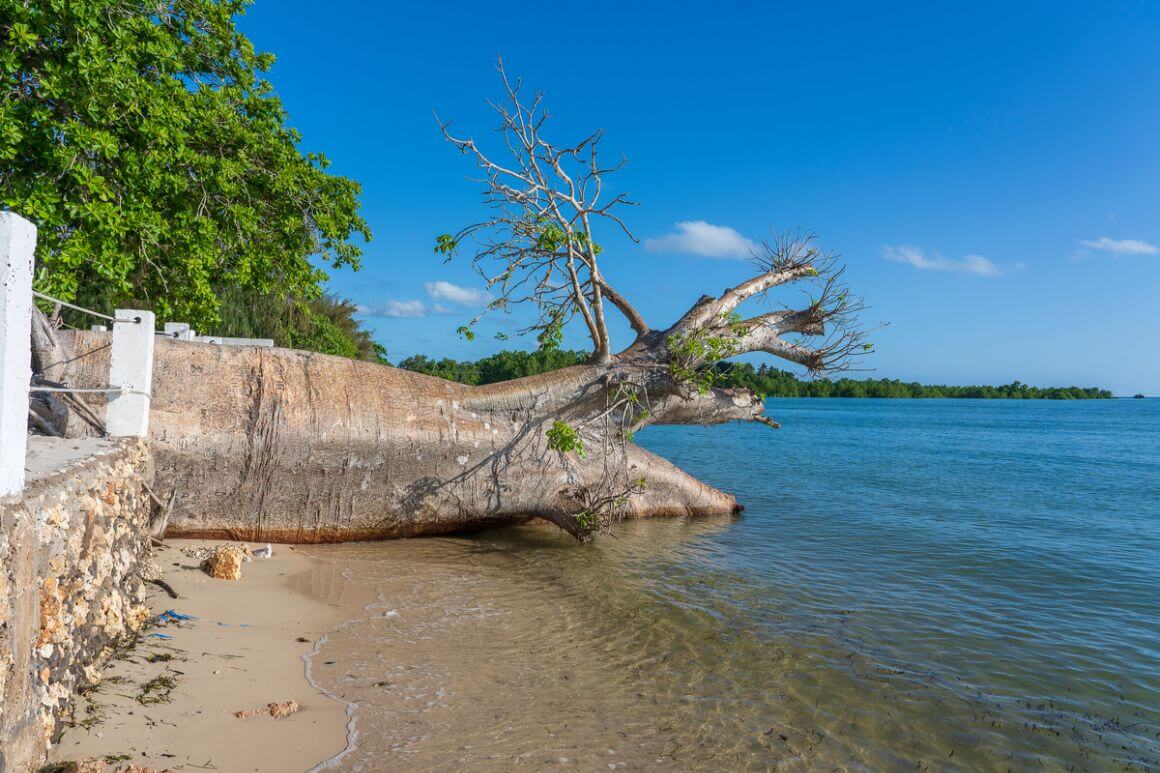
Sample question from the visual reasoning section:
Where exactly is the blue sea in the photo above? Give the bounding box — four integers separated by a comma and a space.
305, 398, 1160, 770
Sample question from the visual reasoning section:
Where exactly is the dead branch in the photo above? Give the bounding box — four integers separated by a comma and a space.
437, 58, 645, 360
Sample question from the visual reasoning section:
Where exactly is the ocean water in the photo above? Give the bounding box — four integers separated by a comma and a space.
301, 398, 1160, 771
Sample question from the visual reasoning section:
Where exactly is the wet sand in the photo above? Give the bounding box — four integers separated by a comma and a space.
47, 539, 361, 772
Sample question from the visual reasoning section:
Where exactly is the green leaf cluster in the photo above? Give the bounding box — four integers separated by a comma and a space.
536, 310, 565, 352
1, 0, 370, 328
433, 233, 458, 257
546, 419, 584, 457
666, 314, 744, 394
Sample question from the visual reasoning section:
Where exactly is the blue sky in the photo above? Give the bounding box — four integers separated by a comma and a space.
239, 2, 1159, 395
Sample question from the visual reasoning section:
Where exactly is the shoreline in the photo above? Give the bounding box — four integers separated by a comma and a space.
47, 539, 360, 772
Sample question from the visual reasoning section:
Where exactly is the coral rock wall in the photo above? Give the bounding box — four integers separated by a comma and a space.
0, 438, 153, 771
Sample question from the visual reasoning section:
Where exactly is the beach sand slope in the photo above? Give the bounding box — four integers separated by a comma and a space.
47, 539, 352, 772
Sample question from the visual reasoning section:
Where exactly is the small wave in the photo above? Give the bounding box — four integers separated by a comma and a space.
303, 567, 375, 772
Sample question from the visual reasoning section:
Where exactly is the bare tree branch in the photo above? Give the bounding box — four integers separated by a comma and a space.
662, 231, 873, 381
595, 277, 649, 337
436, 59, 645, 359
672, 231, 827, 333
645, 386, 774, 427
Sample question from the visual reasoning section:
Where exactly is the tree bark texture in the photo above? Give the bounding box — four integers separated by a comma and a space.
59, 330, 763, 542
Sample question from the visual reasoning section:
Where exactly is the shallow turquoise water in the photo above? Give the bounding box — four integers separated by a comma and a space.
308, 398, 1159, 770
637, 397, 1160, 768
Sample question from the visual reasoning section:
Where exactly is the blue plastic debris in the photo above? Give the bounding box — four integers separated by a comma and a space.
153, 609, 198, 625
147, 632, 173, 640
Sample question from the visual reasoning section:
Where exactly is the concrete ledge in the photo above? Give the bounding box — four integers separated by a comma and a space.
23, 437, 123, 485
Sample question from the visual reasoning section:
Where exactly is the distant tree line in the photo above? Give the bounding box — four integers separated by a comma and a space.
713, 362, 1113, 399
396, 350, 1114, 399
396, 349, 589, 385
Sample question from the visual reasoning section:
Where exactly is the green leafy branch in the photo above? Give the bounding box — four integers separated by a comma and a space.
546, 420, 585, 458
666, 312, 745, 394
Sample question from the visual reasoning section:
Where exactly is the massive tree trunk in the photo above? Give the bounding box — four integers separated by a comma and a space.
54, 235, 862, 542
59, 323, 766, 542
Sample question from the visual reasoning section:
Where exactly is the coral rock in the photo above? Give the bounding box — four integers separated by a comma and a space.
268, 700, 300, 719
233, 700, 300, 719
233, 707, 264, 719
127, 603, 151, 630
200, 545, 246, 580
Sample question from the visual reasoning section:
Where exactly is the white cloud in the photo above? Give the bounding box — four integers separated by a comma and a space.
882, 245, 1003, 278
644, 221, 757, 259
424, 280, 492, 305
1078, 237, 1158, 256
356, 283, 484, 319
358, 300, 428, 318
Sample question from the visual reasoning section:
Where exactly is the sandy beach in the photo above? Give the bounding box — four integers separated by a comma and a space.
47, 539, 359, 772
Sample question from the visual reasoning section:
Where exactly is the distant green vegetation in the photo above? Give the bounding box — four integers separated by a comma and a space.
396, 349, 589, 385
713, 362, 1114, 399
397, 350, 1114, 399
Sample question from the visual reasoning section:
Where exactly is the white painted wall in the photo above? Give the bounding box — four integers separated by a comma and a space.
0, 213, 36, 496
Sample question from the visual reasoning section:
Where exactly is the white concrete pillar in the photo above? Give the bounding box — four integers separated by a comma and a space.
163, 321, 194, 340
0, 213, 36, 496
107, 309, 155, 437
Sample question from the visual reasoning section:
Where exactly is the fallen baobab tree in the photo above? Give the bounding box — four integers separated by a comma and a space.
58, 64, 870, 542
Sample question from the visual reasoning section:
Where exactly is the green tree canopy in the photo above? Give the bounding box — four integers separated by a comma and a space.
0, 0, 370, 329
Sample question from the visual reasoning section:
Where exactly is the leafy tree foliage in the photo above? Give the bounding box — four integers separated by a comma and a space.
215, 288, 387, 361
1, 0, 370, 329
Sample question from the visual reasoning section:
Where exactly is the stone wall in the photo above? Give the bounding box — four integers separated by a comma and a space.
0, 438, 153, 772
